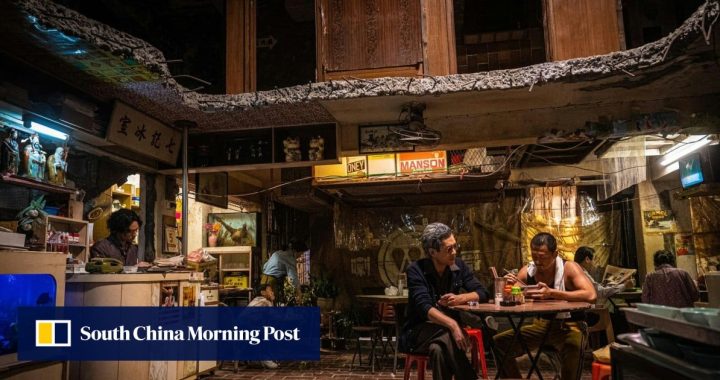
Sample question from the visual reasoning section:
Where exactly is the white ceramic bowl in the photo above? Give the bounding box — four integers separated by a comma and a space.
636, 303, 681, 319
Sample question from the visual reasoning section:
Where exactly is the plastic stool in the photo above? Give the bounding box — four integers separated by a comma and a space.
465, 328, 489, 379
592, 361, 611, 380
403, 353, 428, 380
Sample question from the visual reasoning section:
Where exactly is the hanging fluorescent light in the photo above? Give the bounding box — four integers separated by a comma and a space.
30, 121, 68, 141
659, 135, 710, 166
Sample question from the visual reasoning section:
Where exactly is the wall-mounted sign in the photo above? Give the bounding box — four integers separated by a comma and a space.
396, 151, 447, 174
313, 156, 367, 180
367, 154, 396, 177
643, 210, 677, 233
107, 101, 182, 165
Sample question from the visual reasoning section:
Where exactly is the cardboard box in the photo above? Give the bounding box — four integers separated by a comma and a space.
0, 230, 26, 248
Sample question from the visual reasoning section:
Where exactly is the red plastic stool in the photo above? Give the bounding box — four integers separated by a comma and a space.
465, 328, 489, 379
403, 353, 428, 380
592, 361, 612, 380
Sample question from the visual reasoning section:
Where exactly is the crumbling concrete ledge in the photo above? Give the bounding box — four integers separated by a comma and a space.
17, 0, 720, 113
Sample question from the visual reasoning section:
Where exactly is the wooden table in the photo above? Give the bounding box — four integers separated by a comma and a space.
609, 291, 642, 309
454, 301, 591, 380
355, 295, 408, 373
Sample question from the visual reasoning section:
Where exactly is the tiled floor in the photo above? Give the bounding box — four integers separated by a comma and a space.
201, 348, 594, 379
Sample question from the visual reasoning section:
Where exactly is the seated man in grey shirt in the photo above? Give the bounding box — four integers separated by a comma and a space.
574, 246, 626, 306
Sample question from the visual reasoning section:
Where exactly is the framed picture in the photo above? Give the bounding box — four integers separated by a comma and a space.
207, 212, 258, 247
358, 124, 415, 154
163, 226, 179, 253
195, 172, 228, 208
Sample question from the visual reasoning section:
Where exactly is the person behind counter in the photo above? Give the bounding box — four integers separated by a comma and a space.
495, 232, 596, 380
261, 238, 307, 305
642, 249, 699, 308
400, 222, 489, 380
90, 208, 143, 266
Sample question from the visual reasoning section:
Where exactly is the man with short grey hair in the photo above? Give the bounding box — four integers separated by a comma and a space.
401, 222, 488, 380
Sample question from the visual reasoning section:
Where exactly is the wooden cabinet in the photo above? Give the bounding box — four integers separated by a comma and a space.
203, 246, 252, 290
33, 215, 90, 263
167, 123, 339, 174
65, 272, 207, 380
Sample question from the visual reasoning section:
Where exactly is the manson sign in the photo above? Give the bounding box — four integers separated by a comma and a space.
396, 151, 447, 174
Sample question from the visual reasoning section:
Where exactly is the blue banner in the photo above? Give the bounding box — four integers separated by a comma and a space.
17, 307, 320, 361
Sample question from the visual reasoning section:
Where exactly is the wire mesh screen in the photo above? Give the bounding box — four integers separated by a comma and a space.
447, 148, 508, 175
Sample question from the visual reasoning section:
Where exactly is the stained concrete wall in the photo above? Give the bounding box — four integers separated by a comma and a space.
633, 179, 694, 282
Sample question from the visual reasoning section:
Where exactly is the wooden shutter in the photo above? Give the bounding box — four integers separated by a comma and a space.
544, 0, 621, 61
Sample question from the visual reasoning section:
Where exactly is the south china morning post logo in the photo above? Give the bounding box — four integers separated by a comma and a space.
35, 320, 72, 347
19, 307, 320, 361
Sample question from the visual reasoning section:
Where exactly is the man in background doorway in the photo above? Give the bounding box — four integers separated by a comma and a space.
261, 239, 307, 305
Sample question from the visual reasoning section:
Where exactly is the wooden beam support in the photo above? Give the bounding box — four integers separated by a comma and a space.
226, 0, 256, 93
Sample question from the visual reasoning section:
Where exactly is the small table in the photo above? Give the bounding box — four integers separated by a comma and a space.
608, 291, 642, 309
355, 295, 408, 373
454, 300, 591, 380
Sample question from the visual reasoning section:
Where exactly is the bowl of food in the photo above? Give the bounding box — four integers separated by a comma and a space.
636, 303, 681, 319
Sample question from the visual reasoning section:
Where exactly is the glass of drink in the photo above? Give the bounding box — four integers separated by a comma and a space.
494, 277, 506, 303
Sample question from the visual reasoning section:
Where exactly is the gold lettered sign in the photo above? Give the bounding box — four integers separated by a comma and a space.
107, 101, 182, 165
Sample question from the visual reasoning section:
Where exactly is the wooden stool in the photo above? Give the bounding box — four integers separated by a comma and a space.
592, 361, 611, 380
403, 353, 428, 380
465, 328, 489, 379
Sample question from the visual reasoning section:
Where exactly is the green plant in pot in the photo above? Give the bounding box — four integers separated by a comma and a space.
311, 274, 339, 312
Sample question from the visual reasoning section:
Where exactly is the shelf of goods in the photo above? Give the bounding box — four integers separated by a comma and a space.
203, 246, 252, 291
33, 215, 90, 262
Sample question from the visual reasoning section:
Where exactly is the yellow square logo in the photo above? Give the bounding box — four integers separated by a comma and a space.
35, 320, 71, 347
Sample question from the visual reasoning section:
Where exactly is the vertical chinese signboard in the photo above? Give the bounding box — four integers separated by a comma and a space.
107, 101, 182, 165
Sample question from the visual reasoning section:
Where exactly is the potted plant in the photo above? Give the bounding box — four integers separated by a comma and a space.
311, 274, 339, 312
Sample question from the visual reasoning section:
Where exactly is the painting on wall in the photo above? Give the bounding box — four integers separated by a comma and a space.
207, 212, 258, 247
163, 226, 179, 254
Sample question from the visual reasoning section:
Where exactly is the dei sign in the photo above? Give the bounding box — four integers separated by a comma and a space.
397, 151, 447, 174
18, 307, 319, 361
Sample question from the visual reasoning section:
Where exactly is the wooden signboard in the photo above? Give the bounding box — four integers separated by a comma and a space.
107, 101, 182, 165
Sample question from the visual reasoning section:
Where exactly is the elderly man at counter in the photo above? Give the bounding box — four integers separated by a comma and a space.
400, 222, 489, 380
90, 209, 142, 266
496, 232, 596, 380
642, 249, 699, 308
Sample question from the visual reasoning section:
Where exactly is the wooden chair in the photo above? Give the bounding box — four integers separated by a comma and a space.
586, 306, 614, 348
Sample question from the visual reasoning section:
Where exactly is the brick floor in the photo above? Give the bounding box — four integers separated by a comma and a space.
200, 349, 594, 379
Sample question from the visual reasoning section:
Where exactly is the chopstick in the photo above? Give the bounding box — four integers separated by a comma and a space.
490, 266, 498, 279
503, 269, 527, 286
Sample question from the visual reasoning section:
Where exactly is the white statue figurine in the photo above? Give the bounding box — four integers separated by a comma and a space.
47, 146, 68, 185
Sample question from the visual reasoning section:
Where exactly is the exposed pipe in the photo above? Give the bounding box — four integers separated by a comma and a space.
174, 120, 196, 257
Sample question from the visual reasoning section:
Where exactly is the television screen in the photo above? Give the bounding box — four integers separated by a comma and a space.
679, 153, 704, 188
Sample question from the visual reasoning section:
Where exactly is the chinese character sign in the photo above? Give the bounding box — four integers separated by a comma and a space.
107, 101, 182, 165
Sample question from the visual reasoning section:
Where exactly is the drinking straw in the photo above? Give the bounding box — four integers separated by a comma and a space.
490, 267, 498, 279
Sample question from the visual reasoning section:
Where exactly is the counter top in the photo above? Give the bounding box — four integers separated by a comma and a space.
66, 271, 203, 283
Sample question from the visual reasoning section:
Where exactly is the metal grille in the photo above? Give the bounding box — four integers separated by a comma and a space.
447, 148, 508, 175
